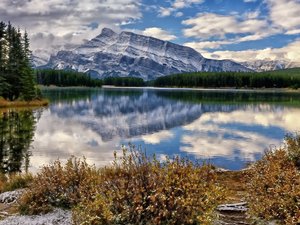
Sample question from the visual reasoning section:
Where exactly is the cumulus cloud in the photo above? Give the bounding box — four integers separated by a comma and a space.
158, 0, 204, 17
184, 40, 232, 50
142, 27, 177, 41
182, 13, 274, 40
173, 0, 205, 9
266, 0, 300, 34
0, 0, 142, 50
202, 39, 300, 63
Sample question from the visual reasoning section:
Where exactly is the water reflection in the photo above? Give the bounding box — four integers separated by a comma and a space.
3, 88, 300, 172
30, 88, 300, 170
0, 109, 40, 173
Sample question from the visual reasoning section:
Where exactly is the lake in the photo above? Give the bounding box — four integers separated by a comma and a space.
1, 87, 300, 173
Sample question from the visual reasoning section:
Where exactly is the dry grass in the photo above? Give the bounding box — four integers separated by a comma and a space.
0, 98, 49, 108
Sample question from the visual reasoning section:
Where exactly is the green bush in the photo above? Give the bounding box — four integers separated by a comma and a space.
73, 148, 226, 225
246, 136, 300, 224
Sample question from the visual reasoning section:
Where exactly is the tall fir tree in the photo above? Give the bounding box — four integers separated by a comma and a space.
0, 21, 10, 97
0, 21, 39, 101
20, 31, 36, 101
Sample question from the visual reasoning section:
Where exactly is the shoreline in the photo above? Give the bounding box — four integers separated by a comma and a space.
39, 85, 300, 93
0, 99, 49, 108
101, 85, 300, 93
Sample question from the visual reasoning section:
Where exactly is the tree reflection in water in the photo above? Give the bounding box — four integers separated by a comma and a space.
0, 109, 41, 174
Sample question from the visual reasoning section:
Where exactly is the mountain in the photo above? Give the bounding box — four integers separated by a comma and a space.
43, 28, 251, 80
239, 60, 300, 72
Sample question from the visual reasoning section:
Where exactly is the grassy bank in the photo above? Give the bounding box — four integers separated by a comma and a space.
0, 98, 49, 108
0, 135, 299, 224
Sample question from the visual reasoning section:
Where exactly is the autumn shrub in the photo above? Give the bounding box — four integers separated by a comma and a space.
285, 133, 300, 169
19, 157, 99, 215
73, 148, 226, 225
246, 137, 300, 224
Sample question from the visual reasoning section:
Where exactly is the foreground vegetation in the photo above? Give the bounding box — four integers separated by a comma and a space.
0, 135, 299, 224
18, 149, 226, 224
153, 68, 300, 89
246, 134, 300, 224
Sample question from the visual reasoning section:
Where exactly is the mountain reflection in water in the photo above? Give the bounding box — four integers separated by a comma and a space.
2, 88, 300, 172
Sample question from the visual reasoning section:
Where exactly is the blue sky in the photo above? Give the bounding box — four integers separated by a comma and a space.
1, 0, 299, 63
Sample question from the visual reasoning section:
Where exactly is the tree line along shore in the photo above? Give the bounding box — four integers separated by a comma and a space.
35, 68, 300, 90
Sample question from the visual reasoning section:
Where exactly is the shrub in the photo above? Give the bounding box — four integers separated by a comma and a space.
285, 133, 300, 169
19, 157, 99, 215
246, 146, 300, 224
73, 148, 226, 225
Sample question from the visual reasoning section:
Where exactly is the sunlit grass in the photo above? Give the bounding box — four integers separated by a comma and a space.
0, 98, 49, 108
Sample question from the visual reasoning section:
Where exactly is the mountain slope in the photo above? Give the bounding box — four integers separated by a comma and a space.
239, 60, 300, 72
45, 28, 251, 80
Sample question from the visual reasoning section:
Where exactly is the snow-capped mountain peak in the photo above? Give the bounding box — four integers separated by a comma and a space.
43, 28, 251, 80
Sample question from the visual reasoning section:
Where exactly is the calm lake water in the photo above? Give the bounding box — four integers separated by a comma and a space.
1, 87, 300, 173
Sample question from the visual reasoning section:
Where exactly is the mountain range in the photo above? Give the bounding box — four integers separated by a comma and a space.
34, 28, 298, 80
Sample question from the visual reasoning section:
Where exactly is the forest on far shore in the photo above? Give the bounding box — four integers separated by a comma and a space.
36, 68, 300, 89
152, 68, 300, 89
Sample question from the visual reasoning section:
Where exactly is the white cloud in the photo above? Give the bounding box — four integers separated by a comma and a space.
182, 13, 273, 40
158, 0, 204, 17
142, 27, 177, 41
173, 0, 205, 9
285, 29, 300, 35
158, 7, 173, 17
184, 40, 232, 50
266, 0, 300, 31
175, 12, 184, 17
202, 39, 300, 63
0, 0, 142, 51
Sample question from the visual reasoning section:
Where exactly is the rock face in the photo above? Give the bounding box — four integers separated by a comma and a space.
45, 28, 251, 80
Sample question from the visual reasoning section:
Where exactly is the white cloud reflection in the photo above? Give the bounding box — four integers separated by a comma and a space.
180, 107, 300, 161
141, 130, 174, 144
31, 109, 122, 172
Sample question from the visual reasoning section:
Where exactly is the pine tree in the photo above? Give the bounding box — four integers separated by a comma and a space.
0, 21, 10, 97
0, 21, 39, 101
20, 31, 36, 101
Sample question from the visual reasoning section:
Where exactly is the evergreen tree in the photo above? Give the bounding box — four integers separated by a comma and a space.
20, 31, 36, 101
0, 22, 10, 97
0, 21, 40, 101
